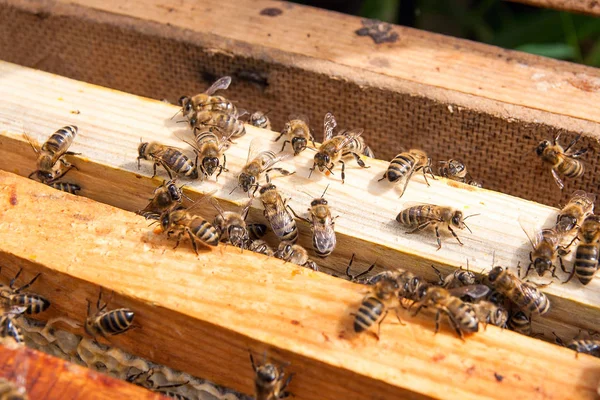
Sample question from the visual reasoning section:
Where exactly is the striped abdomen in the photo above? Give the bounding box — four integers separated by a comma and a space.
450, 300, 479, 333
159, 392, 190, 400
47, 182, 81, 195
97, 309, 135, 335
384, 153, 417, 183
354, 296, 384, 333
342, 135, 373, 157
396, 205, 433, 228
42, 125, 77, 155
194, 130, 220, 151
575, 243, 600, 285
567, 340, 600, 357
9, 294, 50, 314
556, 155, 584, 178
194, 95, 236, 116
188, 217, 220, 246
507, 311, 531, 335
312, 225, 336, 258
514, 284, 550, 316
161, 148, 198, 179
0, 316, 23, 343
264, 205, 298, 243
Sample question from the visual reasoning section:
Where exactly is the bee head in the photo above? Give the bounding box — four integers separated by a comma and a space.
314, 152, 330, 170
239, 173, 256, 193
310, 198, 327, 207
37, 169, 55, 182
448, 159, 465, 177
291, 137, 308, 155
178, 96, 193, 115
451, 211, 465, 228
202, 156, 220, 177
228, 226, 248, 245
256, 364, 278, 386
166, 182, 181, 201
377, 276, 399, 299
259, 183, 276, 195
536, 140, 550, 156
275, 242, 293, 259
458, 271, 476, 286
487, 266, 504, 283
189, 114, 198, 127
138, 142, 149, 159
416, 283, 431, 301
533, 258, 552, 275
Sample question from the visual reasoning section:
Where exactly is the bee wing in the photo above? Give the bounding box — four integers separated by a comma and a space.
335, 128, 364, 151
239, 198, 254, 220
209, 197, 226, 218
262, 151, 292, 170
246, 137, 273, 163
449, 284, 490, 300
186, 190, 219, 213
204, 76, 232, 95
23, 133, 42, 154
323, 112, 337, 141
313, 219, 336, 247
518, 215, 544, 250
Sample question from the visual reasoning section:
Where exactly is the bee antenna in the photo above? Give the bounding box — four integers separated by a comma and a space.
321, 184, 330, 198
463, 222, 473, 234
176, 120, 189, 124
229, 185, 238, 195
170, 108, 182, 120
463, 213, 480, 221
326, 166, 335, 175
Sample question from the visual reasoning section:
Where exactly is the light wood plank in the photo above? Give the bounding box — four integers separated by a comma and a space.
0, 60, 598, 341
507, 0, 600, 16
1, 170, 600, 400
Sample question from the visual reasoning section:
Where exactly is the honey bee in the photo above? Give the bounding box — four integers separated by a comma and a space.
353, 275, 400, 339
507, 311, 534, 336
556, 190, 595, 234
563, 338, 600, 357
178, 76, 236, 118
236, 140, 294, 194
570, 214, 600, 285
258, 183, 298, 243
211, 198, 253, 248
275, 116, 315, 155
137, 179, 189, 219
127, 368, 190, 400
1, 306, 27, 344
247, 239, 275, 257
157, 192, 220, 254
250, 353, 293, 400
249, 111, 272, 130
0, 269, 50, 315
379, 149, 435, 197
472, 300, 508, 329
431, 264, 476, 289
84, 290, 135, 340
25, 125, 78, 183
137, 141, 198, 179
309, 113, 371, 183
520, 222, 565, 279
274, 242, 318, 271
438, 159, 482, 187
291, 186, 337, 258
395, 204, 476, 250
187, 128, 233, 180
247, 223, 268, 240
0, 378, 27, 400
189, 110, 246, 138
487, 266, 550, 316
536, 133, 587, 189
411, 286, 479, 339
47, 182, 81, 195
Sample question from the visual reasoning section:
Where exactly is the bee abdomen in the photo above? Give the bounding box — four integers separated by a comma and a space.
98, 309, 135, 335
568, 340, 600, 356
247, 223, 268, 240
531, 292, 550, 316
163, 149, 197, 178
11, 294, 50, 314
354, 296, 384, 333
47, 182, 81, 195
396, 206, 425, 227
0, 316, 24, 343
190, 219, 220, 246
386, 154, 415, 182
313, 236, 336, 258
575, 244, 599, 285
559, 158, 584, 178
43, 125, 77, 154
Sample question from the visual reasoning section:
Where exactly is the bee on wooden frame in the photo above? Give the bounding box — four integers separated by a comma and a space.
46, 182, 81, 195
178, 76, 237, 118
250, 352, 294, 400
353, 273, 401, 340
431, 264, 476, 289
438, 159, 482, 187
274, 242, 318, 271
535, 133, 587, 190
24, 125, 78, 183
379, 149, 435, 197
84, 290, 135, 340
247, 239, 275, 257
555, 190, 595, 234
249, 111, 272, 130
0, 268, 50, 315
137, 140, 198, 180
211, 198, 253, 248
189, 110, 246, 139
395, 204, 477, 250
137, 179, 190, 220
127, 368, 190, 400
275, 115, 315, 155
309, 112, 371, 184
569, 214, 600, 285
258, 183, 298, 244
234, 139, 294, 195
486, 266, 550, 316
519, 218, 570, 280
182, 126, 235, 181
0, 306, 27, 344
157, 191, 220, 254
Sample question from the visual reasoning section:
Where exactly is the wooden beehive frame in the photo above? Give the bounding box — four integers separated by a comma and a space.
0, 61, 600, 399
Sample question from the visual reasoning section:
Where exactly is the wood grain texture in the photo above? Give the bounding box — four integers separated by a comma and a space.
0, 60, 598, 343
0, 171, 600, 400
15, 0, 600, 126
0, 343, 165, 400
507, 0, 600, 16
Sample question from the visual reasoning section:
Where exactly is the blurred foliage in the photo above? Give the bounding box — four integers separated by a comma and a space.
294, 0, 600, 67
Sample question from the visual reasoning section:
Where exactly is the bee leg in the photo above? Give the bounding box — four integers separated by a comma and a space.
434, 310, 441, 333
446, 310, 466, 341
288, 206, 310, 224
563, 133, 581, 152
377, 172, 387, 182
8, 268, 23, 290
569, 148, 588, 158
551, 169, 564, 190
187, 230, 200, 255
339, 160, 346, 184
563, 263, 577, 284
406, 222, 433, 234
274, 131, 285, 142
350, 152, 370, 169
249, 353, 258, 372
279, 375, 295, 398
28, 170, 39, 180
280, 140, 291, 152
308, 163, 317, 179
393, 307, 405, 326
446, 225, 463, 247
13, 271, 42, 293
375, 310, 389, 341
